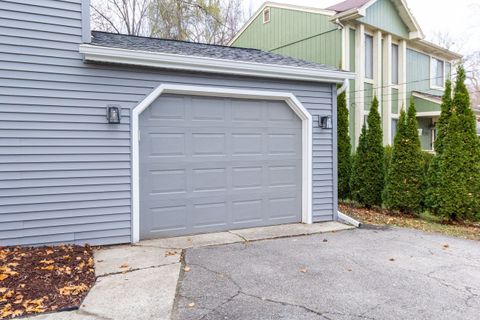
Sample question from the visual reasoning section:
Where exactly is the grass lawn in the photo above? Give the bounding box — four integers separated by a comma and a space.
339, 202, 480, 241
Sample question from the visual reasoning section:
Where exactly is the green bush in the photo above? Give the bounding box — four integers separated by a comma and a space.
426, 80, 453, 213
337, 90, 352, 200
428, 66, 480, 221
421, 151, 434, 177
383, 100, 425, 213
384, 145, 393, 181
350, 96, 384, 207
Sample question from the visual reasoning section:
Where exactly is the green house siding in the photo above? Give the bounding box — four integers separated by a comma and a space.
349, 28, 356, 71
364, 83, 374, 111
359, 0, 409, 38
232, 7, 342, 67
413, 96, 441, 113
392, 88, 399, 114
406, 48, 443, 97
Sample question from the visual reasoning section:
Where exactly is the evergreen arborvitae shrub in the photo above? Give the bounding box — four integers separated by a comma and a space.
426, 80, 453, 213
429, 66, 480, 221
383, 101, 425, 213
435, 113, 472, 220
350, 96, 384, 207
384, 145, 393, 183
337, 90, 352, 200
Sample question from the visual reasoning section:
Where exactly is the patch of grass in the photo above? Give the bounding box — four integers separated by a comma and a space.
339, 202, 480, 241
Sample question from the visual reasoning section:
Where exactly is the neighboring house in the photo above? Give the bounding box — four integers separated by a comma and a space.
0, 1, 352, 246
230, 0, 462, 150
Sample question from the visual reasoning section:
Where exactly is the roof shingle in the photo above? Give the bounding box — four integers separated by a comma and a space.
327, 0, 371, 12
90, 31, 339, 72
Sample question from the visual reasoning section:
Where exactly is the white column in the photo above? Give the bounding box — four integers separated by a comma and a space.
354, 24, 365, 147
344, 27, 350, 111
383, 34, 392, 145
373, 30, 382, 100
399, 39, 407, 111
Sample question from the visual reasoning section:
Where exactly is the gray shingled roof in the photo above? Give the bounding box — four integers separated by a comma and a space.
90, 31, 339, 72
327, 0, 371, 12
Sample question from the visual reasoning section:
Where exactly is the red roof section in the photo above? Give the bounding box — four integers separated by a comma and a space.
327, 0, 371, 12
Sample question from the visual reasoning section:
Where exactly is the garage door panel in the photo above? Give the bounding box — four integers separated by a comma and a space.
231, 199, 264, 223
139, 94, 302, 239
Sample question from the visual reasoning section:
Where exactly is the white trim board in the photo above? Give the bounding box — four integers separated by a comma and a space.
80, 45, 353, 84
130, 84, 314, 243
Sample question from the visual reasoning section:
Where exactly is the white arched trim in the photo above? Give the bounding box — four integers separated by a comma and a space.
131, 84, 313, 243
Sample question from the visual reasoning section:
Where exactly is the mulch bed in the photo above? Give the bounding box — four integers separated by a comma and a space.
339, 202, 480, 241
0, 245, 96, 319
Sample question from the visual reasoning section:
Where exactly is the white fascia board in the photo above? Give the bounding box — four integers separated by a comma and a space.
416, 111, 441, 117
79, 44, 354, 84
412, 92, 442, 105
331, 8, 365, 22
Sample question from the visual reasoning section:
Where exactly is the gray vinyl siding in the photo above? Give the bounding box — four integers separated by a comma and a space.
0, 0, 336, 246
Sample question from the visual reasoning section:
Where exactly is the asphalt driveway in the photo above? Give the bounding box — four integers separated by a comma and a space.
173, 227, 480, 320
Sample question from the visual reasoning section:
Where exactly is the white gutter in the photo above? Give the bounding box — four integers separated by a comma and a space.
337, 211, 362, 227
79, 44, 354, 84
337, 78, 349, 96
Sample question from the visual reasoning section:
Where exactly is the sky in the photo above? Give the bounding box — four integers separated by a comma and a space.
246, 0, 480, 54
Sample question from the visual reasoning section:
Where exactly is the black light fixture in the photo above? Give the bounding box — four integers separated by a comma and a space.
320, 115, 332, 129
107, 105, 121, 124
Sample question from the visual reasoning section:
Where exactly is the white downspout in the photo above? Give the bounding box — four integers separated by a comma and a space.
337, 78, 349, 96
336, 79, 361, 228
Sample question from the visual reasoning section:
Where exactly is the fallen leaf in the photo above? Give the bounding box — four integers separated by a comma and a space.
299, 268, 307, 273
45, 249, 54, 255
39, 259, 54, 265
187, 302, 195, 308
0, 288, 7, 293
0, 274, 8, 281
183, 266, 191, 272
58, 284, 89, 296
120, 263, 129, 269
39, 265, 54, 271
165, 250, 178, 257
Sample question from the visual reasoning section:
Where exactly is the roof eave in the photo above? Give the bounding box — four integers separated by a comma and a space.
414, 40, 463, 61
79, 44, 354, 84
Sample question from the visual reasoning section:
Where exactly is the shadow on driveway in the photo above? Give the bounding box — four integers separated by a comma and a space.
172, 228, 480, 320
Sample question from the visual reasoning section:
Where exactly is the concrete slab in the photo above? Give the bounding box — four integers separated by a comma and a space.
23, 311, 97, 320
81, 263, 181, 320
230, 221, 353, 241
94, 245, 181, 277
137, 231, 242, 249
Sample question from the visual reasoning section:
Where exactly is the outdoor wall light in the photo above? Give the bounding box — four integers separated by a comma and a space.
107, 105, 121, 124
320, 116, 332, 129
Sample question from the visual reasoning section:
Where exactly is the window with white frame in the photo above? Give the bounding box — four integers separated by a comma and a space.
391, 44, 399, 85
263, 8, 271, 23
365, 34, 374, 79
391, 118, 398, 144
431, 57, 445, 88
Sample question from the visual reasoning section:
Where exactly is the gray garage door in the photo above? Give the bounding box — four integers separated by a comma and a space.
139, 94, 302, 239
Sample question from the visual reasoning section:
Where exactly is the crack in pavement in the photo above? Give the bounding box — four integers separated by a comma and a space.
77, 308, 113, 320
95, 261, 181, 278
181, 263, 338, 320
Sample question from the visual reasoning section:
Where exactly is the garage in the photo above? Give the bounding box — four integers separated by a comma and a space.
1, 9, 353, 246
139, 93, 303, 239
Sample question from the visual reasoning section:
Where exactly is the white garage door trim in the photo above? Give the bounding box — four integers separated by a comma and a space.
131, 84, 313, 243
